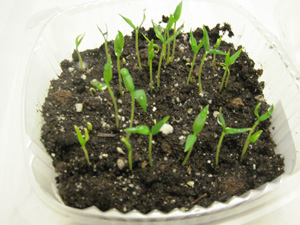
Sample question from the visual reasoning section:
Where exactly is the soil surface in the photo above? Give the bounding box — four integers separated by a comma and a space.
41, 23, 284, 214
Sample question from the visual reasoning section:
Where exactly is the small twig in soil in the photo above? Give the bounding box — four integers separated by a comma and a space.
97, 133, 117, 137
191, 193, 208, 205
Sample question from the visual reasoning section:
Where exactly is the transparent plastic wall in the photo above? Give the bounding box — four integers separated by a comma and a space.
23, 0, 300, 224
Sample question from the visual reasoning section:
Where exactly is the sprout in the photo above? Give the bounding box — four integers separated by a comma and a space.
211, 36, 222, 67
216, 108, 250, 166
197, 25, 226, 93
182, 105, 209, 166
125, 116, 170, 167
219, 48, 242, 92
121, 137, 133, 170
75, 33, 85, 70
170, 0, 183, 63
97, 25, 109, 59
91, 55, 119, 129
74, 125, 91, 166
186, 30, 204, 84
152, 20, 184, 88
120, 9, 146, 69
114, 30, 125, 95
121, 68, 147, 139
240, 103, 274, 162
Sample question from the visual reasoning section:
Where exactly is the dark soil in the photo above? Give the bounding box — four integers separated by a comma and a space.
41, 23, 284, 214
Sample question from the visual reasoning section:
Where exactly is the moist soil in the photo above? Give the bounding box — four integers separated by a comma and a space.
41, 23, 284, 214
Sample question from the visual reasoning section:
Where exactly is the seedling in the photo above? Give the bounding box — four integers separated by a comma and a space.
198, 25, 226, 93
165, 15, 175, 64
170, 0, 183, 63
240, 103, 274, 162
114, 31, 125, 95
216, 108, 250, 166
91, 55, 119, 129
125, 116, 170, 167
120, 68, 147, 139
182, 105, 209, 166
211, 36, 222, 67
120, 10, 146, 69
186, 30, 204, 84
121, 137, 133, 170
97, 25, 109, 59
219, 48, 242, 92
74, 125, 91, 166
152, 20, 184, 88
75, 33, 85, 70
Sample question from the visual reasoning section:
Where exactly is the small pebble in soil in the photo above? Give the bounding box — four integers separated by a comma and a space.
117, 158, 126, 170
160, 123, 174, 135
117, 147, 125, 155
75, 103, 83, 112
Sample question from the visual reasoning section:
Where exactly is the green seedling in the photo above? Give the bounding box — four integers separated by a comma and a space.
125, 116, 170, 167
75, 33, 85, 70
91, 55, 119, 129
186, 30, 204, 84
240, 103, 274, 162
121, 137, 133, 170
74, 125, 91, 166
219, 48, 242, 92
216, 108, 250, 166
170, 0, 183, 63
120, 68, 147, 139
211, 36, 222, 67
165, 15, 175, 64
114, 30, 125, 95
152, 20, 184, 88
198, 25, 226, 93
120, 10, 146, 69
97, 25, 109, 59
182, 105, 209, 166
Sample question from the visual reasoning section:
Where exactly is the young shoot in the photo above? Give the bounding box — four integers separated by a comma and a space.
120, 68, 147, 139
152, 20, 184, 88
114, 30, 125, 95
216, 108, 250, 166
170, 0, 183, 63
198, 25, 226, 93
186, 30, 204, 84
182, 105, 209, 166
211, 36, 222, 67
91, 55, 119, 129
74, 125, 91, 166
120, 10, 146, 69
240, 103, 274, 162
219, 48, 242, 92
75, 33, 85, 70
121, 137, 133, 170
97, 25, 109, 59
124, 116, 170, 167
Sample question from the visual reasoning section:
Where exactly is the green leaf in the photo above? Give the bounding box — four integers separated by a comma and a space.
173, 1, 183, 21
74, 125, 85, 145
90, 80, 107, 91
133, 89, 147, 112
254, 103, 261, 119
114, 30, 124, 57
184, 134, 197, 152
202, 25, 210, 51
249, 130, 263, 143
215, 36, 222, 49
152, 21, 164, 43
151, 116, 170, 135
84, 128, 90, 142
166, 23, 184, 44
121, 136, 132, 153
225, 127, 251, 134
166, 15, 175, 31
97, 25, 108, 40
125, 125, 150, 135
138, 9, 146, 28
225, 51, 231, 66
193, 105, 209, 134
230, 48, 242, 65
121, 68, 135, 93
103, 56, 112, 84
189, 30, 198, 53
75, 33, 85, 48
207, 49, 226, 55
258, 104, 274, 122
120, 14, 136, 30
218, 107, 226, 131
148, 39, 155, 60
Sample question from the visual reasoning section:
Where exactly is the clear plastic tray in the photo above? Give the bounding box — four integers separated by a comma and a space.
23, 0, 300, 224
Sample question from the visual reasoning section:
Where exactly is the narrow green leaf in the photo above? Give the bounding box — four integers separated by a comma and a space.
166, 23, 184, 44
75, 33, 85, 47
97, 25, 108, 40
225, 51, 231, 66
84, 128, 90, 142
114, 31, 124, 57
259, 104, 274, 122
103, 56, 112, 84
215, 36, 222, 49
184, 134, 197, 152
133, 89, 147, 112
173, 1, 183, 21
254, 103, 261, 119
74, 125, 84, 145
120, 14, 136, 30
125, 125, 151, 135
230, 49, 242, 65
166, 15, 175, 31
189, 30, 198, 53
121, 68, 135, 93
202, 25, 210, 51
152, 21, 164, 42
148, 39, 155, 60
138, 9, 146, 28
207, 49, 226, 55
90, 80, 107, 91
249, 130, 263, 143
218, 107, 226, 131
193, 105, 209, 134
151, 116, 170, 135
226, 127, 251, 134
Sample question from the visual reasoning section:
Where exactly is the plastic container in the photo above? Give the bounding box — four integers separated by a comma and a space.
23, 0, 300, 224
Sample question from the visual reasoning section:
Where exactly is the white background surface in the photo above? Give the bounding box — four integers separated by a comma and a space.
1, 0, 300, 224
